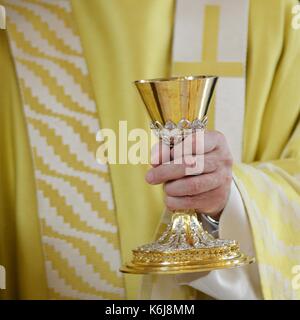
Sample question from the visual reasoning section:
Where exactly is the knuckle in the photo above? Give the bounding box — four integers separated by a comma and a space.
225, 173, 232, 185
223, 154, 234, 167
220, 169, 232, 187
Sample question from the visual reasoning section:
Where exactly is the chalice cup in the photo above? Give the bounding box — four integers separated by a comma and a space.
120, 76, 254, 275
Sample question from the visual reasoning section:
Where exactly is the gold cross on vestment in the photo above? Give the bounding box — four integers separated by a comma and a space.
173, 5, 245, 129
173, 5, 244, 77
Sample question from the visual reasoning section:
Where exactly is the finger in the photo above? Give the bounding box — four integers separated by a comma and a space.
171, 130, 222, 160
183, 150, 222, 176
165, 185, 230, 214
150, 141, 171, 167
164, 168, 229, 197
145, 156, 198, 184
146, 149, 224, 185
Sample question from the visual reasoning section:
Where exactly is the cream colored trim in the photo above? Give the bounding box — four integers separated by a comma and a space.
172, 0, 249, 162
0, 5, 6, 29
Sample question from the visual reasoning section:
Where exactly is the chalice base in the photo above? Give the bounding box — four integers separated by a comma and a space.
120, 212, 254, 275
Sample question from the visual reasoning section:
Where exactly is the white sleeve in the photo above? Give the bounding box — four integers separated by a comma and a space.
176, 178, 263, 300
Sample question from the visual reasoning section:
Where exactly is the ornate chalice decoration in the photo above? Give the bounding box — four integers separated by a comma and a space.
120, 76, 254, 274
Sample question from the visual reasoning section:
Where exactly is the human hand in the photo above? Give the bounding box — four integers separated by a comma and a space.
145, 131, 233, 220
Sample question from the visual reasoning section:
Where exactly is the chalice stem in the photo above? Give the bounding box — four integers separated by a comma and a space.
156, 210, 215, 250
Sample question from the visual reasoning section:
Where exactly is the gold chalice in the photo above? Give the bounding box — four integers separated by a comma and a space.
120, 76, 254, 275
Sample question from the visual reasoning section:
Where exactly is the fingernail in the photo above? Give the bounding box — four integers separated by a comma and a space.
145, 171, 154, 184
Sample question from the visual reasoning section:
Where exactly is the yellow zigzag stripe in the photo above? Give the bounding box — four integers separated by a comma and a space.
42, 224, 124, 290
4, 2, 80, 56
20, 78, 99, 152
26, 0, 73, 29
43, 243, 123, 299
37, 178, 119, 248
27, 117, 106, 178
34, 152, 117, 225
6, 20, 94, 99
6, 0, 124, 299
18, 59, 97, 117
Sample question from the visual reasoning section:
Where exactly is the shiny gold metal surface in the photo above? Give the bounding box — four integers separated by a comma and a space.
121, 255, 254, 275
134, 75, 217, 125
120, 76, 254, 275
